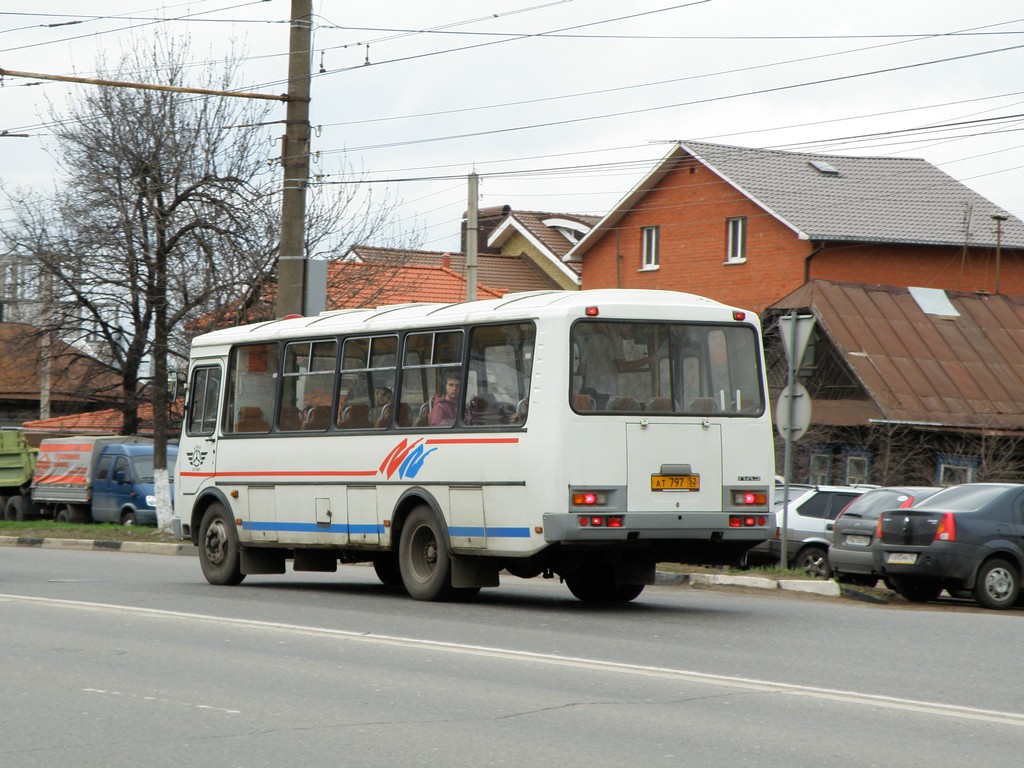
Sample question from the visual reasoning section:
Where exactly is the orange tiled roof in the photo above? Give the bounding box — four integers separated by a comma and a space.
327, 260, 505, 309
22, 402, 181, 436
346, 245, 561, 293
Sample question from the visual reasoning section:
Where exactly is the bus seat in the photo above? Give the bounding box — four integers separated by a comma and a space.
413, 401, 431, 427
573, 393, 595, 411
607, 396, 637, 411
303, 405, 332, 430
374, 403, 392, 429
647, 398, 673, 413
278, 406, 303, 431
236, 406, 269, 433
689, 397, 718, 414
338, 404, 369, 429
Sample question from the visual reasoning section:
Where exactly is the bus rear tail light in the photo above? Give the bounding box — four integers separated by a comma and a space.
732, 490, 767, 506
572, 491, 607, 506
578, 515, 624, 528
729, 515, 767, 528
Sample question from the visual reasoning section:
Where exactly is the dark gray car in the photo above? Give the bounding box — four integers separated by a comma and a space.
827, 486, 941, 587
876, 483, 1024, 609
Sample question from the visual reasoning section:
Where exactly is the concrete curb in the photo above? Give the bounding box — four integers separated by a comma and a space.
658, 570, 842, 596
0, 536, 197, 556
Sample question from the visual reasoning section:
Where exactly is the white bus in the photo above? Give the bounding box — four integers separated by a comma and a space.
173, 289, 775, 602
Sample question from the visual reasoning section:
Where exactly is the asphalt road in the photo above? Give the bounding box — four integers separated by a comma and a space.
3, 547, 1023, 767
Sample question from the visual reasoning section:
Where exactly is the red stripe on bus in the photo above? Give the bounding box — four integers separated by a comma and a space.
424, 438, 520, 445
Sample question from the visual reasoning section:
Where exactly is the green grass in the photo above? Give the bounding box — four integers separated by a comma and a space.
0, 519, 177, 543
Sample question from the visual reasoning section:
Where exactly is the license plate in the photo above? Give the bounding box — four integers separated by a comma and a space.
844, 534, 871, 547
887, 552, 917, 565
651, 474, 699, 491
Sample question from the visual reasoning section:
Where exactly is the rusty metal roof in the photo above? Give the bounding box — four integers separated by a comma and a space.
771, 280, 1024, 433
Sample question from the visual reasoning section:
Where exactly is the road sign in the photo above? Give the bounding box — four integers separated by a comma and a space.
775, 382, 812, 441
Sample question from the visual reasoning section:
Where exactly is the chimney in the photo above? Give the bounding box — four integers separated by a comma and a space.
441, 253, 451, 270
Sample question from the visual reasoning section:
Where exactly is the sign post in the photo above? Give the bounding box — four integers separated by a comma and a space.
777, 311, 815, 569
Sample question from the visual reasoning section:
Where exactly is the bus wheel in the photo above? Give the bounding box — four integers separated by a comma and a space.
198, 502, 245, 586
372, 554, 404, 588
399, 505, 455, 601
565, 566, 645, 603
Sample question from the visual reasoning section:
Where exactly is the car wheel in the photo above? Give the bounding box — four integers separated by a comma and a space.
198, 502, 245, 586
792, 545, 830, 579
120, 510, 137, 526
974, 558, 1020, 610
890, 577, 942, 603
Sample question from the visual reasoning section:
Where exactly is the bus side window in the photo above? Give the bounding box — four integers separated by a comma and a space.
225, 343, 279, 434
400, 330, 464, 429
187, 365, 222, 436
280, 339, 337, 432
465, 322, 535, 427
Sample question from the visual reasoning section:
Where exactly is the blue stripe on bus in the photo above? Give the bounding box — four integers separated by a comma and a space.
241, 522, 531, 538
449, 526, 532, 538
242, 522, 385, 534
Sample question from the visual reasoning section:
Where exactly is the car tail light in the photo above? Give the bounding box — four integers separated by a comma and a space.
935, 512, 956, 542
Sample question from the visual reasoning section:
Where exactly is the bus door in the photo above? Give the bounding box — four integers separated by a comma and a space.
179, 363, 222, 497
626, 421, 723, 514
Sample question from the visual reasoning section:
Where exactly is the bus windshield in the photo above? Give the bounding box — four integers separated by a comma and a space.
571, 320, 764, 415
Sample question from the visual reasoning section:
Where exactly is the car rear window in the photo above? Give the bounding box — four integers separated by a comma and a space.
920, 485, 1009, 511
842, 490, 911, 519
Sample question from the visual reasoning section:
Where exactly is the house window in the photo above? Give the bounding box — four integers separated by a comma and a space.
809, 450, 831, 485
937, 454, 977, 486
641, 226, 659, 270
843, 449, 869, 485
726, 217, 746, 263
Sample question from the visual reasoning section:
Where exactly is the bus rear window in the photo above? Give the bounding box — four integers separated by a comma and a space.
571, 321, 764, 416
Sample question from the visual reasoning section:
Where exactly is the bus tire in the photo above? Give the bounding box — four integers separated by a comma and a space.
198, 502, 245, 586
565, 565, 645, 603
372, 554, 404, 587
399, 505, 456, 601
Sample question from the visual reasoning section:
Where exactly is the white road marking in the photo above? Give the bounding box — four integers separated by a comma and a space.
5, 592, 1023, 728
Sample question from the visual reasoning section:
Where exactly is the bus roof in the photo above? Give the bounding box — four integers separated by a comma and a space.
190, 289, 757, 348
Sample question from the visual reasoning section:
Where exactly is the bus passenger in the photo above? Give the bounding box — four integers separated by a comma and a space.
429, 371, 460, 426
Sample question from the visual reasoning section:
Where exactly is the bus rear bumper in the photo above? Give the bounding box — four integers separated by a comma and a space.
543, 511, 770, 543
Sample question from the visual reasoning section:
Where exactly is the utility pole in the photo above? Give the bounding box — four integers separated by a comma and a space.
276, 0, 313, 317
466, 171, 479, 301
993, 213, 1008, 294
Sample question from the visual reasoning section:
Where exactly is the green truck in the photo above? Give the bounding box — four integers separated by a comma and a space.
0, 430, 38, 521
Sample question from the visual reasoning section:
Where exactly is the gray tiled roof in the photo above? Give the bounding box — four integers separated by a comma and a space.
568, 141, 1024, 260
683, 141, 1024, 249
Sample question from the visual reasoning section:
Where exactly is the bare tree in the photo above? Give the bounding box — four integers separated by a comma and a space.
2, 34, 423, 527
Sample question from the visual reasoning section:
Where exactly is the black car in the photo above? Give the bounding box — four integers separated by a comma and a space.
876, 483, 1024, 609
827, 486, 941, 587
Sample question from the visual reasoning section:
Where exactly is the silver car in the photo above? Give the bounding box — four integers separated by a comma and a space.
747, 484, 866, 577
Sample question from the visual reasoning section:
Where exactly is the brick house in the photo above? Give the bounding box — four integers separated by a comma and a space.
566, 141, 1024, 313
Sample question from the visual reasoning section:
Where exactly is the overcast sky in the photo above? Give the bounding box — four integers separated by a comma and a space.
3, 1, 1024, 254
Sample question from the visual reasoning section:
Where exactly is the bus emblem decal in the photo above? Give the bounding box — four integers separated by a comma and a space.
186, 447, 208, 469
380, 438, 437, 480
